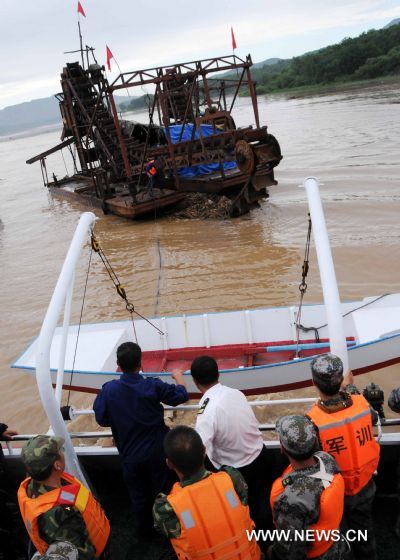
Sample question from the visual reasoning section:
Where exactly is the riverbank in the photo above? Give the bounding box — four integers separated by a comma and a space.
254, 74, 400, 99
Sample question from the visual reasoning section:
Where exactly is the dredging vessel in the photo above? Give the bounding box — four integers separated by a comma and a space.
27, 52, 282, 218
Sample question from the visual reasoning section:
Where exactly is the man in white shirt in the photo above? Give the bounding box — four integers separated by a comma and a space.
191, 355, 276, 535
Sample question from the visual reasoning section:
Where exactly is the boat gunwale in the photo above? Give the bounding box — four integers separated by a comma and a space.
11, 331, 400, 377
11, 293, 394, 366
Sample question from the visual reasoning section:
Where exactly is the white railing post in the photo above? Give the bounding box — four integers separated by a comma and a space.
36, 212, 96, 485
302, 178, 349, 371
55, 274, 75, 404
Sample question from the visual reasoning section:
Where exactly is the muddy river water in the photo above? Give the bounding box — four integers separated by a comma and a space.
0, 81, 399, 435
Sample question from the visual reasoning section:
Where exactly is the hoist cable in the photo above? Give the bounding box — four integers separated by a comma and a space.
294, 215, 312, 356
90, 231, 164, 336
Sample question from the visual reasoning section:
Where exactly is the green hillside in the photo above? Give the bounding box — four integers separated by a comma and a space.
255, 22, 400, 94
0, 95, 129, 136
119, 94, 154, 113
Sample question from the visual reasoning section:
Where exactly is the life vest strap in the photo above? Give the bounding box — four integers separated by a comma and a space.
193, 528, 247, 558
217, 543, 252, 560
306, 456, 334, 489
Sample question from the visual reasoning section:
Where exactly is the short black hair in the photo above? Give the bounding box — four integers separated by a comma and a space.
117, 342, 142, 373
312, 377, 342, 396
191, 356, 219, 386
164, 426, 205, 477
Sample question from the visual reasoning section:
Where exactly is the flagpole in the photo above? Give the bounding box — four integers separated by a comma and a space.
231, 27, 239, 77
78, 18, 85, 68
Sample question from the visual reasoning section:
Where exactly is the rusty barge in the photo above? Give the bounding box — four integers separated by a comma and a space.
27, 53, 282, 218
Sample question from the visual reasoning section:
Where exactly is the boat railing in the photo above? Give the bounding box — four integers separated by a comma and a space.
69, 396, 318, 415
4, 419, 399, 457
34, 212, 96, 485
5, 389, 399, 454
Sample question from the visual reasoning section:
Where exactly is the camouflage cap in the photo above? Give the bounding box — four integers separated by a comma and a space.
31, 542, 78, 560
388, 387, 400, 413
311, 353, 343, 386
43, 542, 78, 560
21, 435, 64, 478
276, 414, 317, 456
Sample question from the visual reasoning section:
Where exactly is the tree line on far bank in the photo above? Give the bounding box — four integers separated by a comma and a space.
253, 22, 400, 94
119, 94, 154, 113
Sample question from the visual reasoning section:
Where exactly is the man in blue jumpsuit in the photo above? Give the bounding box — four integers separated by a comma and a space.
93, 342, 188, 535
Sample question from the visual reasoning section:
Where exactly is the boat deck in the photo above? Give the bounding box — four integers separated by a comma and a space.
141, 337, 356, 373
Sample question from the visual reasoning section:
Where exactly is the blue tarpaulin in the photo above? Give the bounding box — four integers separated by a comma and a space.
165, 124, 237, 178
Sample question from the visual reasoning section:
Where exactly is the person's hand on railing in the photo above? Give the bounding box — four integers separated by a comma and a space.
0, 424, 18, 441
171, 370, 186, 388
341, 369, 354, 390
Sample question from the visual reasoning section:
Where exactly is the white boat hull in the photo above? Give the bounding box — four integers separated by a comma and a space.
12, 294, 400, 397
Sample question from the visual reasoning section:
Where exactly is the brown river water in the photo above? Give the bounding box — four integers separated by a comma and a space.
0, 81, 399, 436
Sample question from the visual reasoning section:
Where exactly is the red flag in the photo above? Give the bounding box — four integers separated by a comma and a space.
77, 2, 86, 17
106, 46, 114, 71
231, 27, 237, 50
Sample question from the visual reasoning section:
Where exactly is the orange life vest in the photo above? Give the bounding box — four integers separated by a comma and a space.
270, 456, 345, 558
307, 394, 380, 496
167, 471, 261, 560
17, 472, 110, 557
146, 160, 157, 176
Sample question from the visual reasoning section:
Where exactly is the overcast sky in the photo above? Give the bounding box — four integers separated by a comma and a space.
0, 0, 399, 109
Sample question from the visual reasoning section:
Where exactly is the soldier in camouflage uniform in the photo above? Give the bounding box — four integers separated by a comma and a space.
153, 426, 251, 542
154, 466, 248, 539
308, 354, 379, 560
19, 436, 108, 560
270, 415, 346, 560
